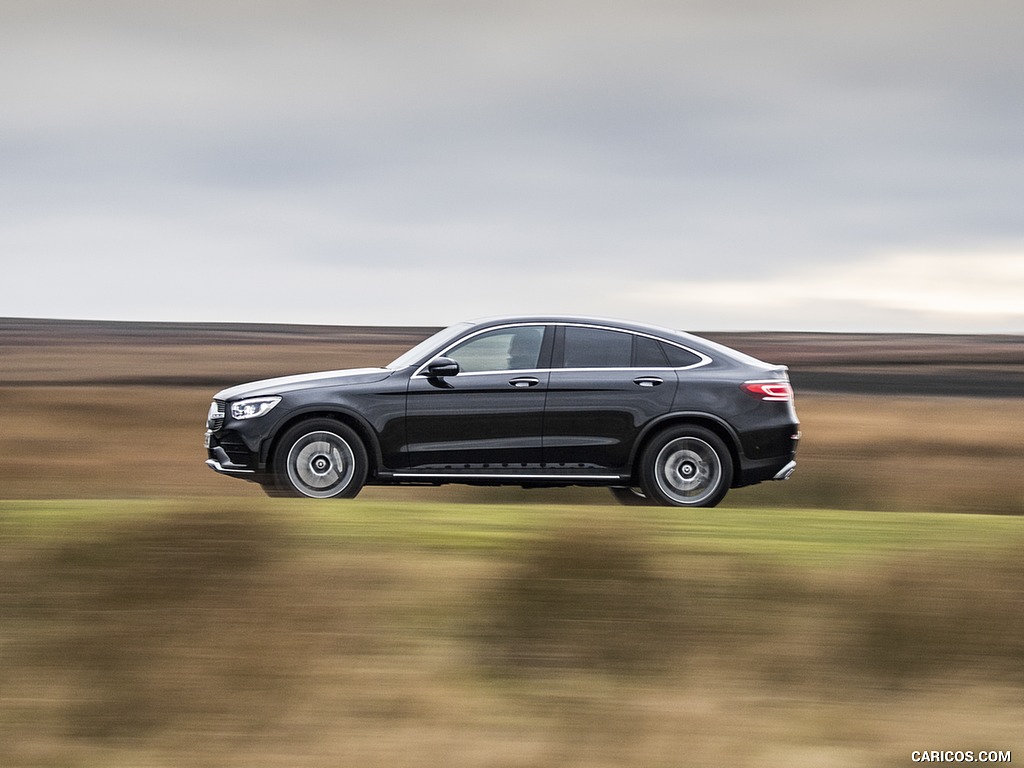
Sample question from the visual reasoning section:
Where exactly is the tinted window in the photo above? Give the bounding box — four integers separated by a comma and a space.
562, 327, 633, 368
660, 342, 704, 368
634, 336, 669, 367
446, 326, 544, 372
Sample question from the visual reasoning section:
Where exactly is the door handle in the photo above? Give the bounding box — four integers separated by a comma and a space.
633, 376, 664, 388
509, 377, 540, 388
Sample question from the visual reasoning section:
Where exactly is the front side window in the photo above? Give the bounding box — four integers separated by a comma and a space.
445, 325, 545, 373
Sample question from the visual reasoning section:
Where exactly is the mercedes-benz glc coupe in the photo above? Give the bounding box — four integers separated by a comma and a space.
205, 316, 799, 507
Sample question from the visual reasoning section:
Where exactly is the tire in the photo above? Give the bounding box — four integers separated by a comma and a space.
273, 419, 368, 499
638, 426, 733, 508
609, 486, 652, 506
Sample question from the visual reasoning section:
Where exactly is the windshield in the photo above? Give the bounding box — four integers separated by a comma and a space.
385, 322, 472, 370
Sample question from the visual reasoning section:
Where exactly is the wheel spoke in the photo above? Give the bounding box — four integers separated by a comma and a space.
654, 437, 722, 505
286, 431, 356, 498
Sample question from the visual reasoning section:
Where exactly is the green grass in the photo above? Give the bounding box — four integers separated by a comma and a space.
4, 498, 1023, 564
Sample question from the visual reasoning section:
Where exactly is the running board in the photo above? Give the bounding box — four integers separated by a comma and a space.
391, 472, 625, 482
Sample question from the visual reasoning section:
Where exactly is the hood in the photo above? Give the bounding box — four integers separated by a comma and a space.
215, 367, 393, 400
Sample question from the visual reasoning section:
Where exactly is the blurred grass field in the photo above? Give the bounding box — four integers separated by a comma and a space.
3, 500, 1024, 767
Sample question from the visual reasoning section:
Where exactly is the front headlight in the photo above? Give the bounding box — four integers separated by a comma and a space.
230, 396, 282, 420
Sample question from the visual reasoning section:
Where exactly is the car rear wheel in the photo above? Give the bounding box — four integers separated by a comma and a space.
274, 419, 368, 499
639, 426, 733, 508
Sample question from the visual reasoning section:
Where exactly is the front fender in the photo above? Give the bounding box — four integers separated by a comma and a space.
258, 406, 385, 474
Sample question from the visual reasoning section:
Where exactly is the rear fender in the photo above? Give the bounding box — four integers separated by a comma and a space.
630, 413, 743, 483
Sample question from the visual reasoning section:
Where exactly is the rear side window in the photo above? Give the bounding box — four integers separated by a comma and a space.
562, 326, 633, 368
634, 336, 669, 367
660, 342, 704, 368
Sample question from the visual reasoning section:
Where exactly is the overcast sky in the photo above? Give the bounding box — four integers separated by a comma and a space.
2, 0, 1022, 332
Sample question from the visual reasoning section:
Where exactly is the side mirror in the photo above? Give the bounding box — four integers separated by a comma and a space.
425, 356, 460, 378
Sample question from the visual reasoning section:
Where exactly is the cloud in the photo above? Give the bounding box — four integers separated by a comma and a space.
633, 251, 1024, 332
1, 1, 1023, 331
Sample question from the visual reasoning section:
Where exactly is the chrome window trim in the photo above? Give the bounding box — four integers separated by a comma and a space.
412, 321, 713, 378
412, 322, 548, 377
432, 368, 550, 379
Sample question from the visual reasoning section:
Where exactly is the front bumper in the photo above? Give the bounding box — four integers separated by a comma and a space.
205, 429, 259, 476
205, 445, 256, 476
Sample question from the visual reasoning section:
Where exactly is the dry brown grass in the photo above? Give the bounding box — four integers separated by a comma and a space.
2, 386, 1020, 514
0, 385, 229, 498
733, 394, 1023, 514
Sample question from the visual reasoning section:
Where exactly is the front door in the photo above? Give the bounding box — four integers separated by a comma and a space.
403, 324, 551, 469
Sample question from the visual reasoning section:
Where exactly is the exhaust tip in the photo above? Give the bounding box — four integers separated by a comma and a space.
773, 461, 797, 481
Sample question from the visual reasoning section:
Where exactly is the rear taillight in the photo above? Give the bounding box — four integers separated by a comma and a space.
741, 380, 794, 402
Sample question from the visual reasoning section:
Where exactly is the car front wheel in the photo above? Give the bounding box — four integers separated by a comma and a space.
639, 426, 733, 508
274, 419, 368, 499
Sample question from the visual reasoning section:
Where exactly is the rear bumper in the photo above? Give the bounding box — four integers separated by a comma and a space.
734, 429, 799, 487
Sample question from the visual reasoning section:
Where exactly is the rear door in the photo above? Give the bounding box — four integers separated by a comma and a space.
542, 325, 678, 471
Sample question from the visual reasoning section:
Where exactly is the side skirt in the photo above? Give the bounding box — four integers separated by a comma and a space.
377, 468, 629, 487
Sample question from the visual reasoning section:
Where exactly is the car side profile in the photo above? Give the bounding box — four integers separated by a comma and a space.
205, 316, 799, 507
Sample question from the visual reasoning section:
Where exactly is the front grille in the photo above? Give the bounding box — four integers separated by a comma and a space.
207, 400, 226, 431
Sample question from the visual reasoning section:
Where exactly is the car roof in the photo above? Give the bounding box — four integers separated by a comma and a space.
462, 315, 768, 367
465, 314, 698, 343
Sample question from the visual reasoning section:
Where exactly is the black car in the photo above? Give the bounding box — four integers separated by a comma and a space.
205, 316, 799, 507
